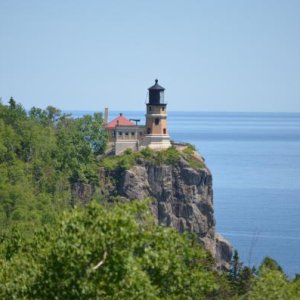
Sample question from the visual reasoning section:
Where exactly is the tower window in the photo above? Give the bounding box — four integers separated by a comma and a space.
155, 118, 160, 125
147, 128, 151, 134
163, 128, 166, 134
149, 106, 151, 111
162, 107, 165, 111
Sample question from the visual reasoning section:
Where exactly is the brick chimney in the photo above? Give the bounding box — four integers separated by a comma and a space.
104, 107, 109, 125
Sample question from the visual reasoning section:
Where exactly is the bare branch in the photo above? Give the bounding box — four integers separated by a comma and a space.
92, 251, 107, 270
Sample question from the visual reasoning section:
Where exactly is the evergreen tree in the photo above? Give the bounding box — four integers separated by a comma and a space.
8, 97, 16, 109
229, 250, 242, 281
258, 256, 284, 274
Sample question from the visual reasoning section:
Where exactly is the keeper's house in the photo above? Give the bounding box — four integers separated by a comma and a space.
105, 80, 171, 155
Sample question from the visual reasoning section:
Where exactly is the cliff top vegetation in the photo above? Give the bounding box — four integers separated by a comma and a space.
100, 144, 205, 172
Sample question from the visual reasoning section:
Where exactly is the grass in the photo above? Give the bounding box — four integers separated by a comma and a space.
182, 144, 205, 170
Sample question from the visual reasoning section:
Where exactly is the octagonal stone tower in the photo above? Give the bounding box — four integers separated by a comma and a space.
143, 79, 171, 150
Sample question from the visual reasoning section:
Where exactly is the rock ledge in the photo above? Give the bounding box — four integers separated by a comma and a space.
97, 152, 232, 269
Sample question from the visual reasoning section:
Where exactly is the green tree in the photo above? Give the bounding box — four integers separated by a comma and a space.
8, 97, 16, 109
29, 106, 48, 126
230, 250, 242, 281
258, 256, 284, 274
228, 250, 255, 296
0, 100, 107, 236
248, 258, 300, 300
0, 201, 219, 299
77, 113, 108, 156
249, 267, 291, 300
46, 105, 61, 123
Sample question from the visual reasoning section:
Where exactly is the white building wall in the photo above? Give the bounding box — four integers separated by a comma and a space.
115, 141, 139, 155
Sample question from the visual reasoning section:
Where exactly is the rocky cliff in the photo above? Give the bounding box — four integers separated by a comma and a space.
91, 148, 233, 270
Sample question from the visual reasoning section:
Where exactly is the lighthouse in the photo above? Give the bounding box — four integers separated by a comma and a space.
105, 79, 172, 155
143, 79, 171, 150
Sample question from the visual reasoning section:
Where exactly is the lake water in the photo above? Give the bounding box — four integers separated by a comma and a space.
70, 110, 300, 277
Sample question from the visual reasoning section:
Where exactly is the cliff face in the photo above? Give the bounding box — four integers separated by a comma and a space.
97, 152, 232, 269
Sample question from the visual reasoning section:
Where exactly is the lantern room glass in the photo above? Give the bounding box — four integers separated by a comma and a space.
160, 91, 164, 103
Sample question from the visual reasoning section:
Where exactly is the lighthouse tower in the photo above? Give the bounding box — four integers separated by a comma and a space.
143, 79, 171, 150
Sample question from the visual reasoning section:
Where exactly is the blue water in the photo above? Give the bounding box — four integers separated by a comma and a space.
69, 110, 300, 277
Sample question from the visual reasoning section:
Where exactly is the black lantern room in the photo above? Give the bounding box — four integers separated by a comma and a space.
148, 79, 165, 105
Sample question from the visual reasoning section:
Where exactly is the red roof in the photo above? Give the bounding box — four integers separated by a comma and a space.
105, 114, 135, 129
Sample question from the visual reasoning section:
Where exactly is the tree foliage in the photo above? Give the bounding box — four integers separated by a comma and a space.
0, 99, 107, 236
248, 267, 295, 300
0, 99, 300, 298
0, 201, 219, 299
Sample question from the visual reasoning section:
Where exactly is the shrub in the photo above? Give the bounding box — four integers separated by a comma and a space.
140, 147, 155, 159
100, 150, 137, 172
164, 146, 181, 165
182, 144, 205, 170
183, 144, 196, 155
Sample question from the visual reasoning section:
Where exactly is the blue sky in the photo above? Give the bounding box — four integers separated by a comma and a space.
0, 0, 299, 112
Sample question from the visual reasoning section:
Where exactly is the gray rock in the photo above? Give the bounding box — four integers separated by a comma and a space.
76, 153, 232, 268
116, 155, 232, 268
216, 233, 233, 270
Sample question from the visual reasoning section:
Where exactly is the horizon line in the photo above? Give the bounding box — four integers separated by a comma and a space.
62, 109, 300, 114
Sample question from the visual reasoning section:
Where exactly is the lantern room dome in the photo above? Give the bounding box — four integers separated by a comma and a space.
148, 79, 165, 91
148, 79, 165, 105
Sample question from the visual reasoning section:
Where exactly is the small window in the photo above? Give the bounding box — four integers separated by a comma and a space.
125, 132, 129, 136
155, 118, 159, 125
163, 128, 166, 134
149, 106, 151, 111
119, 132, 122, 136
147, 128, 151, 134
162, 106, 165, 111
131, 132, 135, 136
140, 132, 143, 136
